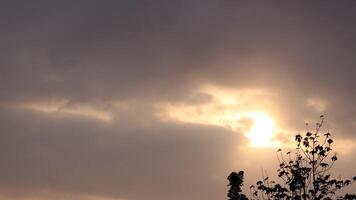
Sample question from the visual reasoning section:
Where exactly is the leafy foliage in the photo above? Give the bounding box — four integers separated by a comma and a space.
227, 171, 249, 200
249, 116, 355, 200
229, 116, 355, 200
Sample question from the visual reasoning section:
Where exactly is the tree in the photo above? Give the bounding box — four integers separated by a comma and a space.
227, 171, 248, 200
229, 116, 355, 200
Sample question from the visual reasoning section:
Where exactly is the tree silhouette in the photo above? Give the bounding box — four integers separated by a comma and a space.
229, 116, 355, 200
227, 171, 248, 200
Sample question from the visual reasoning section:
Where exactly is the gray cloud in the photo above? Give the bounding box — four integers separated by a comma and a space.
0, 106, 242, 200
0, 1, 355, 199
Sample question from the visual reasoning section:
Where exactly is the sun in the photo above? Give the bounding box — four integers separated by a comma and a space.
157, 85, 282, 147
246, 112, 277, 148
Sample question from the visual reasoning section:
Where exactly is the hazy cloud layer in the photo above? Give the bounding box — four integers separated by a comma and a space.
0, 1, 355, 199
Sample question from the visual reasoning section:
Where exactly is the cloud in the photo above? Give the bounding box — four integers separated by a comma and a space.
0, 189, 126, 200
0, 105, 242, 200
10, 99, 112, 122
157, 85, 283, 147
0, 1, 355, 199
307, 97, 327, 113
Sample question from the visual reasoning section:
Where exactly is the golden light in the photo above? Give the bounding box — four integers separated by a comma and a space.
157, 84, 283, 148
246, 112, 277, 148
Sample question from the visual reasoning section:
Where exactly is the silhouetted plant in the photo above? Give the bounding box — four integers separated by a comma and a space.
228, 116, 355, 200
227, 171, 248, 200
249, 116, 355, 200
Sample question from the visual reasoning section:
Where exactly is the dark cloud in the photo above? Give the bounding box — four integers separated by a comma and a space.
0, 106, 242, 200
0, 1, 355, 199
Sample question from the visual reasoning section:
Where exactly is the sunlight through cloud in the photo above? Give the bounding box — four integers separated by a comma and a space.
158, 85, 283, 148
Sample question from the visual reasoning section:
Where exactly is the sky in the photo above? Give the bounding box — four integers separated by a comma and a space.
0, 1, 355, 200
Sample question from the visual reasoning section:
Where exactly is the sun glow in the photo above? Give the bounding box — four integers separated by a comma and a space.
246, 112, 277, 147
158, 85, 282, 148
